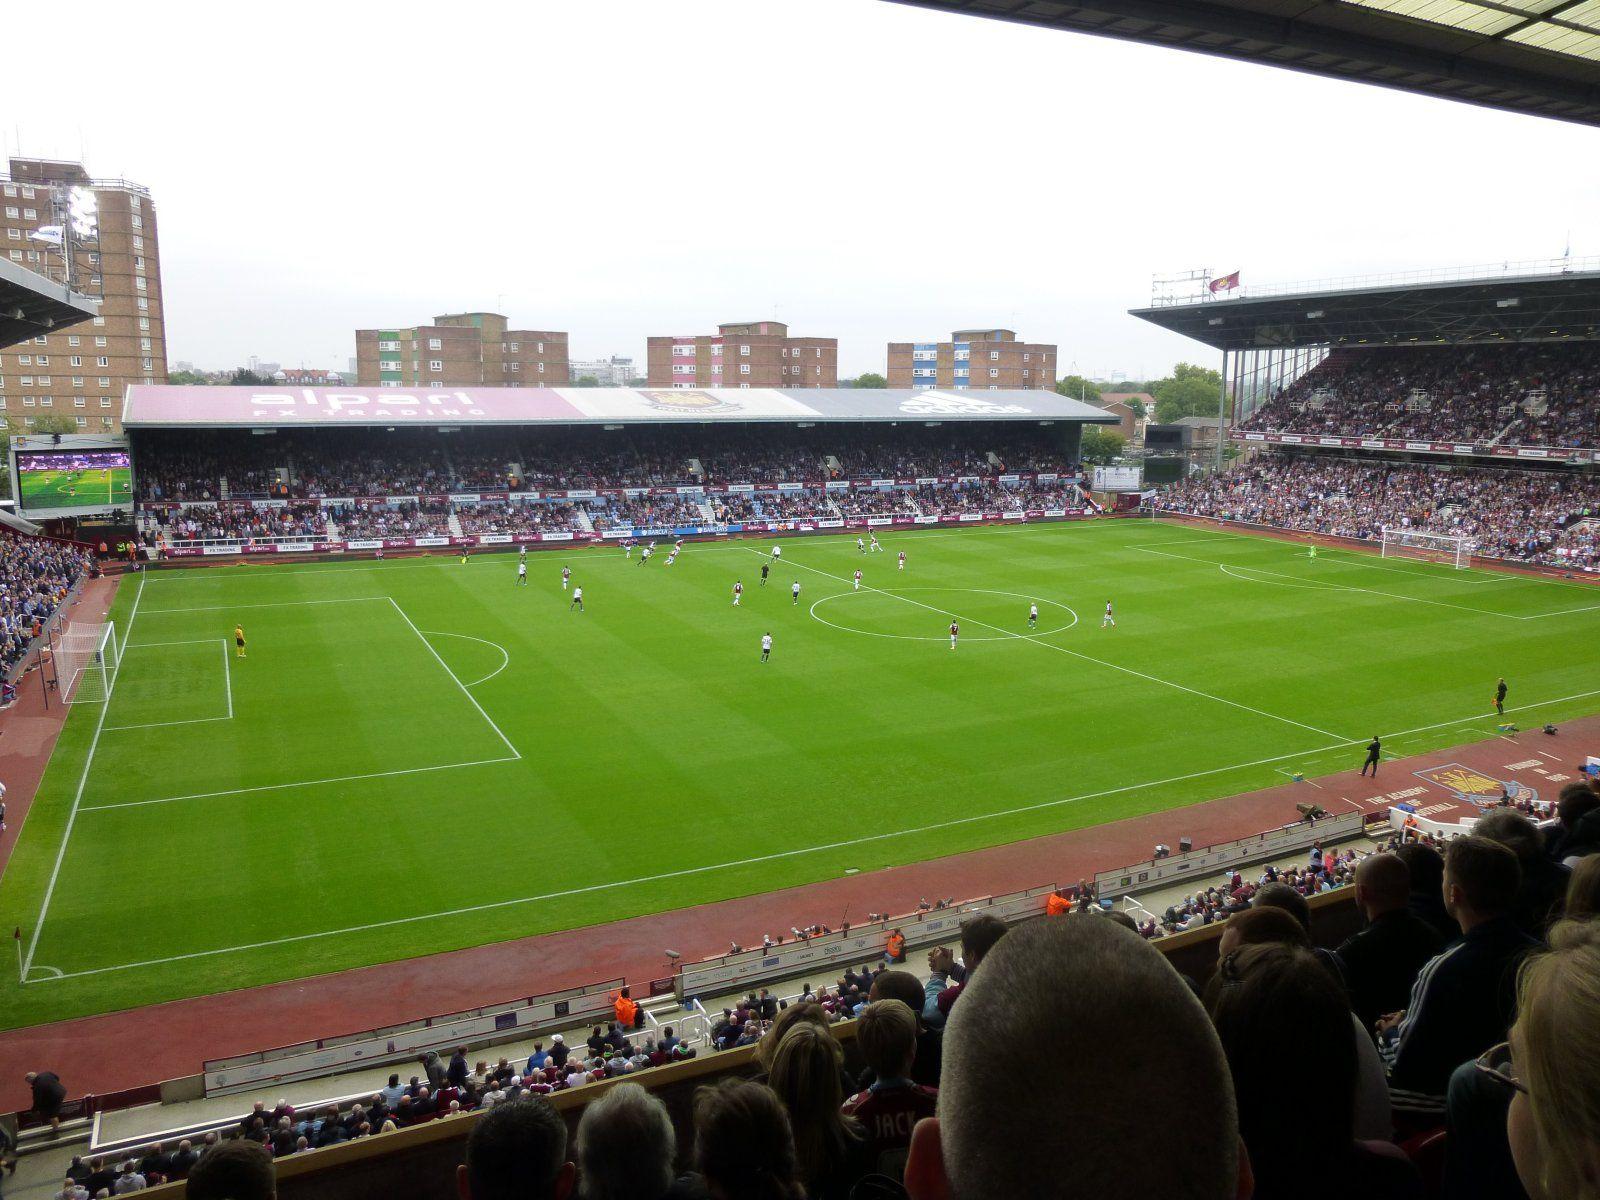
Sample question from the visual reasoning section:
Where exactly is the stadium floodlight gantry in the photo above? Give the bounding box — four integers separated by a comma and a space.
888, 0, 1600, 128
1128, 258, 1600, 467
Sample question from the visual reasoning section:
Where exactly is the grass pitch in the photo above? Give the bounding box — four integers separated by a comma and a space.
3, 518, 1599, 1028
18, 467, 134, 512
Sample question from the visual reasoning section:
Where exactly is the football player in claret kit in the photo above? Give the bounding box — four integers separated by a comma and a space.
1027, 603, 1038, 628
733, 581, 744, 606
760, 632, 772, 663
949, 621, 959, 651
898, 550, 907, 572
666, 544, 680, 566
1102, 600, 1116, 629
869, 533, 883, 553
623, 538, 634, 559
853, 569, 863, 592
561, 565, 571, 590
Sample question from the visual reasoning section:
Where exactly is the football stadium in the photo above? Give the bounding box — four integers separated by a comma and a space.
2, 3, 1599, 1199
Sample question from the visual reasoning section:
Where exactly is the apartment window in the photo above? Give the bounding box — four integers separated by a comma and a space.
25, 251, 40, 263
17, 355, 29, 366
672, 344, 691, 356
138, 298, 148, 310
98, 377, 110, 387
5, 230, 17, 241
1023, 370, 1030, 379
100, 397, 112, 407
97, 357, 109, 367
815, 348, 821, 358
1023, 353, 1030, 362
20, 187, 33, 199
781, 347, 789, 358
89, 276, 101, 287
68, 336, 80, 346
22, 417, 32, 427
36, 355, 46, 366
135, 277, 146, 291
988, 368, 998, 378
87, 252, 99, 265
131, 196, 141, 210
428, 338, 442, 350
537, 363, 544, 374
131, 215, 142, 228
740, 382, 749, 388
140, 338, 152, 352
33, 337, 44, 346
37, 376, 50, 386
429, 359, 443, 371
72, 377, 82, 386
430, 379, 442, 387
95, 336, 107, 347
93, 317, 105, 327
7, 251, 20, 262
510, 362, 520, 371
139, 318, 150, 331
1, 186, 14, 197
508, 342, 519, 351
70, 356, 81, 367
377, 340, 399, 351
40, 396, 52, 407
740, 363, 750, 375
22, 398, 33, 408
74, 397, 86, 408
134, 257, 145, 271
22, 208, 36, 220
2, 207, 16, 219
536, 342, 544, 353
75, 416, 87, 427
739, 344, 749, 356
133, 236, 143, 250
990, 350, 999, 360
19, 376, 30, 386
711, 364, 722, 374
142, 358, 153, 371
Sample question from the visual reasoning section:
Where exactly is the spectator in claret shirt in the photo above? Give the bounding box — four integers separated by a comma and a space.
843, 1000, 938, 1181
865, 970, 942, 1089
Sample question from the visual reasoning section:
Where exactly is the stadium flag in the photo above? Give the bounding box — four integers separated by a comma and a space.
28, 225, 64, 246
1208, 270, 1241, 294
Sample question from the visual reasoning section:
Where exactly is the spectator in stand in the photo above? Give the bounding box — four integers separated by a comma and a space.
459, 1097, 574, 1200
573, 1083, 688, 1200
1547, 781, 1600, 863
1505, 918, 1600, 1200
1565, 855, 1600, 919
692, 1079, 807, 1200
865, 970, 942, 1089
1477, 808, 1572, 935
1382, 836, 1540, 1120
906, 917, 1248, 1200
843, 999, 938, 1180
1208, 943, 1423, 1199
920, 914, 1007, 1028
1336, 853, 1446, 1035
185, 1140, 276, 1200
1394, 842, 1458, 943
767, 1022, 873, 1200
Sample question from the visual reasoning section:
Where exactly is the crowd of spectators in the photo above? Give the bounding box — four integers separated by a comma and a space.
1, 531, 94, 674
589, 498, 705, 532
327, 501, 450, 541
453, 501, 585, 537
1162, 452, 1600, 569
150, 503, 326, 544
1242, 343, 1600, 448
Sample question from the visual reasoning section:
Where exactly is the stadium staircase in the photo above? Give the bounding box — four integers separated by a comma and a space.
572, 505, 596, 534
697, 500, 716, 523
1487, 415, 1523, 446
446, 511, 464, 538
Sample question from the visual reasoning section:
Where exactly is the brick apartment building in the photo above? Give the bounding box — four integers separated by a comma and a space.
886, 328, 1056, 391
646, 321, 837, 389
0, 158, 167, 433
355, 312, 568, 388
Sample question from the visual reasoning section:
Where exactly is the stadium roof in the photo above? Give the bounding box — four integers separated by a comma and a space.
1129, 260, 1600, 351
121, 386, 1119, 430
0, 258, 99, 349
890, 0, 1600, 126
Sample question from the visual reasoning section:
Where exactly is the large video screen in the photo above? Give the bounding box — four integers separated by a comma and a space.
15, 449, 134, 514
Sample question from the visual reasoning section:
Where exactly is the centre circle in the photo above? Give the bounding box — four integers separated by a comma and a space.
809, 587, 1079, 643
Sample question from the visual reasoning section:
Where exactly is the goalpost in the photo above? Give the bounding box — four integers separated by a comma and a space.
53, 620, 120, 705
1380, 527, 1475, 569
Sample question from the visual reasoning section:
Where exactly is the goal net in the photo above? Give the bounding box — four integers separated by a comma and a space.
55, 620, 119, 705
1380, 527, 1474, 569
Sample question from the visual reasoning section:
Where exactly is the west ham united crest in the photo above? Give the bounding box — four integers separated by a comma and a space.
1413, 763, 1539, 811
639, 389, 743, 415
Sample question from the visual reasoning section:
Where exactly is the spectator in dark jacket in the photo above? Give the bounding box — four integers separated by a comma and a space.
1335, 853, 1445, 1035
447, 1048, 470, 1088
1476, 808, 1570, 935
25, 1070, 67, 1131
1381, 837, 1540, 1118
1393, 842, 1457, 943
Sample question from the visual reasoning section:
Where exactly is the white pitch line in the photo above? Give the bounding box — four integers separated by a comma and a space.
139, 597, 391, 614
79, 756, 522, 813
104, 715, 233, 733
763, 549, 1351, 743
387, 598, 520, 760
221, 637, 234, 719
28, 738, 1357, 984
22, 571, 146, 982
420, 630, 511, 687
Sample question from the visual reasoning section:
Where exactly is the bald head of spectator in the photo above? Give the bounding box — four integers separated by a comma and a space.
1353, 851, 1412, 922
905, 917, 1248, 1200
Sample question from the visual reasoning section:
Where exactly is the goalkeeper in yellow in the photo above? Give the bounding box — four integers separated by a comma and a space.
234, 623, 247, 659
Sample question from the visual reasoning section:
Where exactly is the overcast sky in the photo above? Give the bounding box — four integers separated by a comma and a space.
5, 0, 1597, 381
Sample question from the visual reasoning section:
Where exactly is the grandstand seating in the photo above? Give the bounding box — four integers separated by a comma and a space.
0, 528, 95, 675
1162, 452, 1600, 570
1241, 343, 1600, 449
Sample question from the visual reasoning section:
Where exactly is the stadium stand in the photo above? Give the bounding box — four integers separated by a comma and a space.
1160, 452, 1600, 571
1240, 344, 1600, 450
0, 528, 95, 675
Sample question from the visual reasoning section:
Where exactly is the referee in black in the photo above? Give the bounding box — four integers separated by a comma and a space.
1495, 677, 1508, 716
1360, 735, 1381, 777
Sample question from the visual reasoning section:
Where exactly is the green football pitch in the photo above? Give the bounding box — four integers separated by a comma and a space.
4, 518, 1599, 1028
18, 467, 134, 511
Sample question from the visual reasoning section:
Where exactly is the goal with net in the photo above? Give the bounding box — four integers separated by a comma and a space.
53, 620, 120, 704
1380, 527, 1475, 569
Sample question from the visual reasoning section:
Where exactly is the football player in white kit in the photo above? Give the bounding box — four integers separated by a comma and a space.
857, 537, 866, 553
1102, 600, 1116, 628
791, 580, 801, 605
516, 559, 528, 586
570, 585, 584, 611
760, 632, 772, 663
771, 545, 782, 562
1027, 603, 1038, 628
